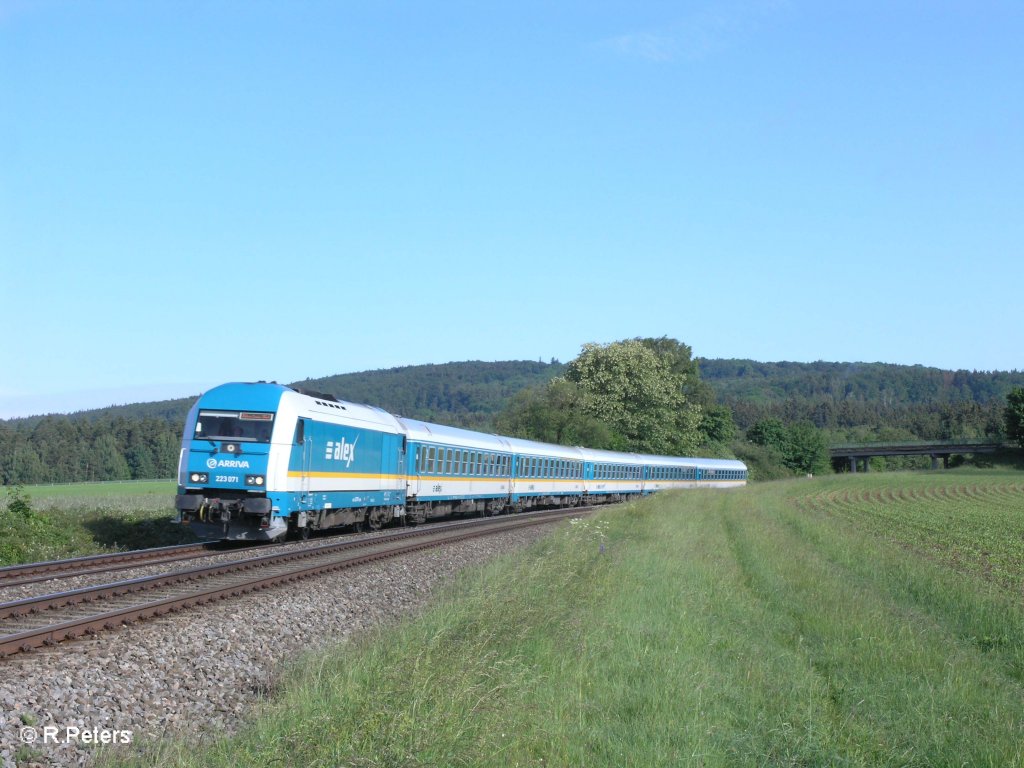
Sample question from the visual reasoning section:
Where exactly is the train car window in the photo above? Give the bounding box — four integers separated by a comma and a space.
293, 419, 305, 445
444, 448, 452, 474
414, 447, 421, 472
476, 453, 483, 475
426, 446, 435, 474
453, 450, 461, 475
461, 452, 469, 475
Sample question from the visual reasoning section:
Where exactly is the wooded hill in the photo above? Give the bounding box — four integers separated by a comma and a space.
1, 359, 1021, 485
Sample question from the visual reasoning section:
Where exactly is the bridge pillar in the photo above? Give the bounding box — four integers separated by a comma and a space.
862, 457, 869, 473
849, 456, 857, 473
931, 454, 939, 470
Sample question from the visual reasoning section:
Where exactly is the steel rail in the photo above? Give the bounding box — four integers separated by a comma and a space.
0, 542, 266, 589
0, 506, 592, 656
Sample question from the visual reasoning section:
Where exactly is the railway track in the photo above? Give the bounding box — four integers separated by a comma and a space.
0, 541, 262, 589
0, 506, 589, 657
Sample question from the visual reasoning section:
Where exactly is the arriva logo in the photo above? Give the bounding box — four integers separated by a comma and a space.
206, 458, 252, 469
325, 437, 358, 468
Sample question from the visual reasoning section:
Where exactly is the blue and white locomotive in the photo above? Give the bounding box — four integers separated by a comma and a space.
175, 382, 747, 541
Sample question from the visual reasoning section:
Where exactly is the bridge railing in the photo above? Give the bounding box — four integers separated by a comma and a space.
829, 438, 1005, 451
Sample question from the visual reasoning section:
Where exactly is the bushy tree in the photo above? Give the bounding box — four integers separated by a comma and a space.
699, 404, 737, 448
746, 417, 829, 476
1006, 388, 1024, 448
562, 340, 703, 455
497, 338, 705, 455
495, 379, 620, 449
747, 418, 788, 450
783, 421, 830, 475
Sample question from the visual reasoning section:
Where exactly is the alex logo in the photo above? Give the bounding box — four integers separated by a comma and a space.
325, 437, 358, 467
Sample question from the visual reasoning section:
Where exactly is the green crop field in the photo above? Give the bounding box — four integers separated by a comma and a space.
102, 470, 1024, 768
22, 479, 175, 501
0, 480, 191, 565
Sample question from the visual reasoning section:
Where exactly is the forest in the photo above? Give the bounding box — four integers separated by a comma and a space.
1, 355, 1021, 485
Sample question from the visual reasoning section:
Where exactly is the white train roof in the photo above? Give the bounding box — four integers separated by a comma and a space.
397, 418, 586, 460
282, 388, 405, 432
633, 452, 747, 470
396, 418, 514, 453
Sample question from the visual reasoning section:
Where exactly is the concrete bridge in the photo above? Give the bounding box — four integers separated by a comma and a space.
829, 439, 1006, 472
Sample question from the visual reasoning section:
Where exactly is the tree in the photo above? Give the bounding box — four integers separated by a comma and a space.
495, 380, 621, 449
747, 418, 788, 450
561, 340, 703, 455
495, 339, 705, 455
1006, 388, 1024, 448
700, 404, 737, 445
783, 421, 830, 475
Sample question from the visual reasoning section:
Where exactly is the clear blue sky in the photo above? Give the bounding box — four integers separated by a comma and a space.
1, 1, 1021, 419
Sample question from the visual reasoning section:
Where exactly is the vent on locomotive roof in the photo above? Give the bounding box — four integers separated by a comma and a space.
292, 386, 337, 401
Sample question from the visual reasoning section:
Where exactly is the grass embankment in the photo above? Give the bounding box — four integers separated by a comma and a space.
0, 480, 191, 565
106, 471, 1024, 767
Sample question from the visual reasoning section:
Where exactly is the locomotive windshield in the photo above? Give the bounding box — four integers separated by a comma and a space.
194, 410, 274, 442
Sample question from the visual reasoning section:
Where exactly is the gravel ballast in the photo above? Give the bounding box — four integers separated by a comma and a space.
0, 524, 558, 768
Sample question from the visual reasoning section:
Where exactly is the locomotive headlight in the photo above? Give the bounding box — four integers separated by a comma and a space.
189, 472, 209, 484
245, 474, 266, 487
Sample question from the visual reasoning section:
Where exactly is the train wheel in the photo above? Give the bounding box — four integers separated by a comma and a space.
367, 507, 386, 531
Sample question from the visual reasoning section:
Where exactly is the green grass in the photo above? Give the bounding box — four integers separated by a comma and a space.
101, 470, 1024, 768
23, 479, 175, 500
0, 481, 194, 565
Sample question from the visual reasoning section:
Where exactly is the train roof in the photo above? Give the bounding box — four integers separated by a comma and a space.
194, 383, 404, 432
396, 417, 513, 452
633, 453, 747, 470
396, 418, 586, 460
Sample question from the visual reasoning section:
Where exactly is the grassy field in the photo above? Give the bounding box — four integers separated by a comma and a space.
0, 480, 192, 565
101, 470, 1024, 768
22, 479, 175, 500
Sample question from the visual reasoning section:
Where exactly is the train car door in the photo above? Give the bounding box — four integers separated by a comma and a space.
298, 418, 313, 508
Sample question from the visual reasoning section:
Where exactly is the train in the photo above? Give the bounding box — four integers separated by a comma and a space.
174, 382, 748, 541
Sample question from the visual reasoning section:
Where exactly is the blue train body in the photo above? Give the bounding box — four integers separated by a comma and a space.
175, 382, 747, 540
